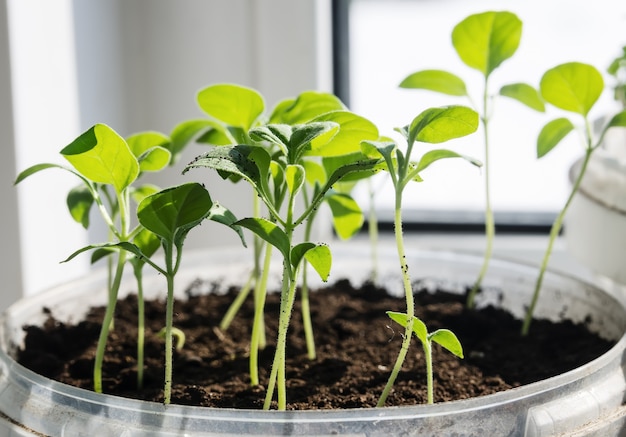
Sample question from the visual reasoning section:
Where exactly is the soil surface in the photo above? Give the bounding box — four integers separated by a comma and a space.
17, 278, 615, 409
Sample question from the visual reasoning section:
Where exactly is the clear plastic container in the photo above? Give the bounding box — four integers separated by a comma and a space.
1, 244, 626, 436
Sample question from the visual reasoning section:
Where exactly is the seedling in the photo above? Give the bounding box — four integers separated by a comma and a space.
399, 11, 544, 308
15, 124, 171, 394
65, 182, 244, 404
184, 120, 379, 410
387, 312, 463, 404
521, 62, 626, 335
360, 105, 480, 407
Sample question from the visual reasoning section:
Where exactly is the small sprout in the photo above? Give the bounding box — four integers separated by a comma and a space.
387, 311, 463, 404
157, 326, 186, 351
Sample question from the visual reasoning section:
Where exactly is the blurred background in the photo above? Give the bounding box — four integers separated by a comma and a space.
1, 0, 625, 309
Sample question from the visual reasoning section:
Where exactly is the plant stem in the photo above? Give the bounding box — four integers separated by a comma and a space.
300, 204, 316, 360
423, 340, 434, 404
219, 272, 254, 330
134, 267, 145, 390
250, 243, 273, 385
163, 244, 176, 404
377, 190, 415, 407
521, 146, 593, 336
263, 262, 298, 410
93, 249, 127, 393
368, 178, 379, 283
467, 80, 494, 309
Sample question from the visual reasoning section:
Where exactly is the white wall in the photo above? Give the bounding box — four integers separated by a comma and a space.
3, 0, 332, 302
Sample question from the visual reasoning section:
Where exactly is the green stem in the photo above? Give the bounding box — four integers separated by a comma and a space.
93, 249, 127, 393
368, 178, 379, 282
219, 271, 255, 330
263, 262, 297, 410
300, 202, 316, 360
134, 266, 145, 390
423, 340, 434, 404
163, 243, 176, 404
250, 243, 273, 385
521, 146, 593, 336
467, 79, 494, 309
377, 190, 415, 407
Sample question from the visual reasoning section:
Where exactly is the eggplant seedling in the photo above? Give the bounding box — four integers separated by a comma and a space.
521, 62, 626, 335
15, 124, 171, 394
65, 182, 244, 404
362, 105, 480, 407
184, 121, 379, 410
387, 312, 463, 404
399, 11, 545, 308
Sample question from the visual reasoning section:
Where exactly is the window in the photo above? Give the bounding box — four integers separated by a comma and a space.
334, 0, 626, 231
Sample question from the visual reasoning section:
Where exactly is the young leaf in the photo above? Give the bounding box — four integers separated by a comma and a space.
325, 192, 364, 240
289, 122, 339, 163
499, 83, 545, 112
206, 202, 246, 247
285, 164, 305, 196
14, 163, 72, 185
303, 244, 332, 281
605, 110, 626, 129
540, 62, 603, 116
452, 11, 522, 77
168, 119, 219, 163
131, 184, 161, 205
409, 106, 479, 145
249, 124, 291, 154
269, 91, 345, 125
414, 149, 483, 175
197, 83, 265, 130
235, 217, 290, 262
126, 132, 171, 173
386, 311, 428, 344
61, 124, 139, 193
290, 242, 316, 272
137, 183, 213, 243
308, 111, 379, 157
67, 185, 94, 229
399, 70, 468, 97
429, 329, 464, 358
537, 118, 575, 158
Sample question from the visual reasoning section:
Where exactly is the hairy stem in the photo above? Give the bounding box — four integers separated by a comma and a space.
377, 190, 415, 407
250, 243, 273, 385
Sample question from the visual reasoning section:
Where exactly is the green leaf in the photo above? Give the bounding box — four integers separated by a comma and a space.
67, 185, 94, 229
302, 159, 326, 186
540, 62, 603, 116
63, 242, 151, 268
169, 119, 218, 163
429, 329, 464, 358
270, 91, 345, 124
137, 182, 213, 243
130, 184, 160, 205
184, 145, 268, 195
126, 132, 171, 173
235, 217, 290, 262
537, 118, 575, 158
132, 228, 162, 263
499, 83, 545, 112
197, 83, 264, 130
415, 149, 483, 174
606, 110, 626, 129
61, 124, 139, 193
285, 164, 305, 196
452, 11, 522, 77
289, 122, 339, 162
290, 242, 316, 272
303, 244, 332, 281
206, 202, 246, 247
249, 124, 291, 154
399, 70, 468, 96
14, 163, 71, 185
409, 106, 479, 144
387, 311, 428, 344
325, 192, 363, 240
308, 111, 379, 157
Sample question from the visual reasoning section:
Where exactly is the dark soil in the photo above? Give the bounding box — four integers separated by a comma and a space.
17, 278, 615, 409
